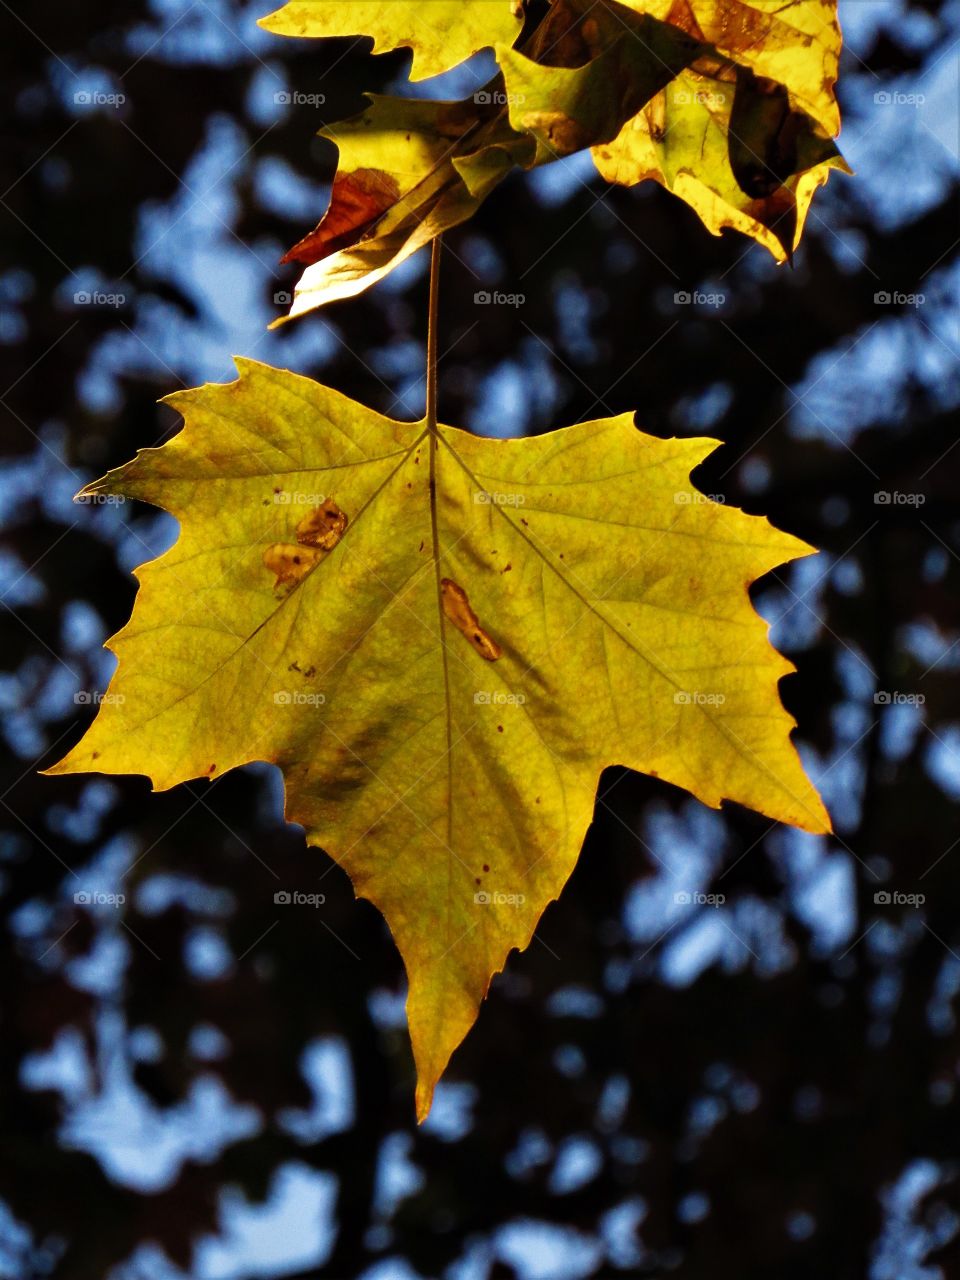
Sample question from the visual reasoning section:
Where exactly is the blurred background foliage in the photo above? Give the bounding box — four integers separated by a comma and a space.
1, 1, 959, 1277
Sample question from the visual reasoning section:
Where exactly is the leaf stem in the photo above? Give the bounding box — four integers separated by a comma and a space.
426, 235, 441, 433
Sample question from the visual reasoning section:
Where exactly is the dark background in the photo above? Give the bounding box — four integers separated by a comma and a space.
1, 1, 959, 1277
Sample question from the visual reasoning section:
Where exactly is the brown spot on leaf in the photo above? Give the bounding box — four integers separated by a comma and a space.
296, 499, 348, 551
441, 577, 502, 661
263, 543, 323, 590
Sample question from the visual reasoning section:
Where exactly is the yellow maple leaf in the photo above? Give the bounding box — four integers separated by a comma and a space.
257, 0, 524, 82
48, 359, 830, 1119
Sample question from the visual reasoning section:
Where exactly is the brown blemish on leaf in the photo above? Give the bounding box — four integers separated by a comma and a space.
296, 498, 348, 550
281, 168, 402, 266
440, 577, 502, 661
264, 500, 347, 590
263, 543, 323, 589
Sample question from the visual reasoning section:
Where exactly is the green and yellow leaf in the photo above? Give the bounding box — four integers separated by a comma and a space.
49, 359, 831, 1118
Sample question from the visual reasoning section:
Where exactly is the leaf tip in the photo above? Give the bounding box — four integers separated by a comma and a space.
414, 1079, 436, 1125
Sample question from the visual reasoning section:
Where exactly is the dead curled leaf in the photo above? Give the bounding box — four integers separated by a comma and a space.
269, 0, 848, 316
